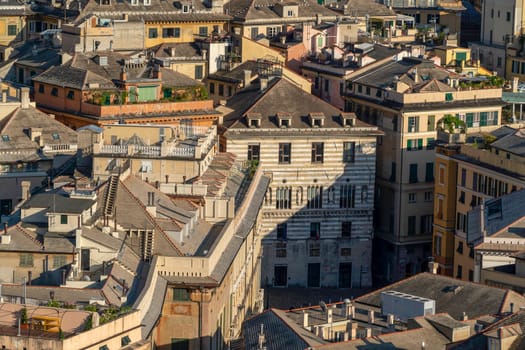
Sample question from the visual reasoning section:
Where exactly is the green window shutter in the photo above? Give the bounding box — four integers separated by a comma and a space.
466, 113, 474, 128
445, 93, 453, 101
418, 139, 423, 150
480, 112, 488, 126
456, 52, 467, 61
407, 139, 413, 150
493, 111, 499, 125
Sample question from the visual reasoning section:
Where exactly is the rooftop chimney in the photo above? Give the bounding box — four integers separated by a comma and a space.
20, 87, 30, 109
260, 77, 268, 91
428, 261, 439, 274
303, 311, 309, 328
327, 308, 333, 324
243, 70, 252, 88
368, 309, 375, 324
170, 47, 176, 57
513, 77, 519, 93
2, 90, 7, 103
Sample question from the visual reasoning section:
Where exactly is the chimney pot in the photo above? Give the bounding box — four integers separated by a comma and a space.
303, 311, 309, 328
20, 87, 30, 109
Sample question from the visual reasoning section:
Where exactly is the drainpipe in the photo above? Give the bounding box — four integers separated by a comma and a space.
198, 286, 203, 349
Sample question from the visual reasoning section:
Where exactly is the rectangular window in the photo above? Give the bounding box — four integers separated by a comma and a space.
445, 92, 453, 101
309, 241, 320, 257
67, 90, 74, 100
172, 288, 190, 301
409, 164, 418, 183
310, 222, 321, 239
276, 223, 287, 240
507, 11, 511, 21
457, 241, 464, 254
51, 87, 58, 97
434, 235, 442, 256
457, 264, 463, 279
278, 143, 291, 164
266, 26, 279, 38
247, 144, 260, 161
408, 192, 416, 203
339, 184, 355, 208
194, 66, 203, 80
459, 190, 465, 203
311, 142, 324, 163
407, 216, 416, 235
7, 25, 17, 36
425, 162, 434, 182
53, 255, 67, 269
438, 165, 445, 185
365, 86, 371, 95
38, 84, 44, 93
420, 215, 433, 234
341, 248, 352, 256
148, 28, 158, 38
426, 138, 435, 150
171, 338, 189, 350
274, 265, 287, 286
218, 84, 224, 96
275, 242, 287, 257
19, 253, 34, 267
199, 26, 208, 37
468, 270, 474, 281
307, 186, 323, 209
427, 115, 435, 131
460, 168, 466, 187
121, 336, 131, 347
60, 215, 68, 225
276, 187, 291, 209
162, 28, 180, 38
343, 142, 355, 162
390, 162, 397, 182
408, 116, 419, 132
341, 221, 352, 238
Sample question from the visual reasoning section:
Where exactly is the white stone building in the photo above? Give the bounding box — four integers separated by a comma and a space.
222, 77, 382, 288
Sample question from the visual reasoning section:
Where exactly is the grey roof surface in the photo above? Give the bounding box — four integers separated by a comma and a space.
490, 128, 525, 156
351, 57, 452, 90
33, 51, 202, 90
355, 272, 525, 320
207, 60, 262, 83
318, 317, 453, 350
81, 226, 124, 250
137, 273, 167, 338
21, 193, 94, 214
243, 309, 311, 350
0, 284, 104, 304
0, 106, 78, 162
223, 78, 379, 133
340, 0, 396, 17
154, 42, 203, 59
228, 0, 338, 22
449, 310, 525, 350
16, 48, 60, 70
77, 0, 230, 24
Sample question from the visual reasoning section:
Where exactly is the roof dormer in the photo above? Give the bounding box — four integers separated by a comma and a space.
277, 112, 292, 128
246, 112, 262, 128
340, 113, 356, 127
309, 112, 325, 128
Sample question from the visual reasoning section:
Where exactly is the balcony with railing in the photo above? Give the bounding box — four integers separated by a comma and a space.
95, 125, 217, 160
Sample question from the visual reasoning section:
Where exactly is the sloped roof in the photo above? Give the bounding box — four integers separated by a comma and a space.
355, 272, 525, 320
22, 193, 93, 214
0, 106, 78, 160
228, 0, 338, 22
223, 78, 379, 132
490, 128, 525, 157
76, 0, 230, 24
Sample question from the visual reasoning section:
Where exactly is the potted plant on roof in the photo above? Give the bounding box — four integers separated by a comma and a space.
20, 307, 29, 329
437, 114, 466, 144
